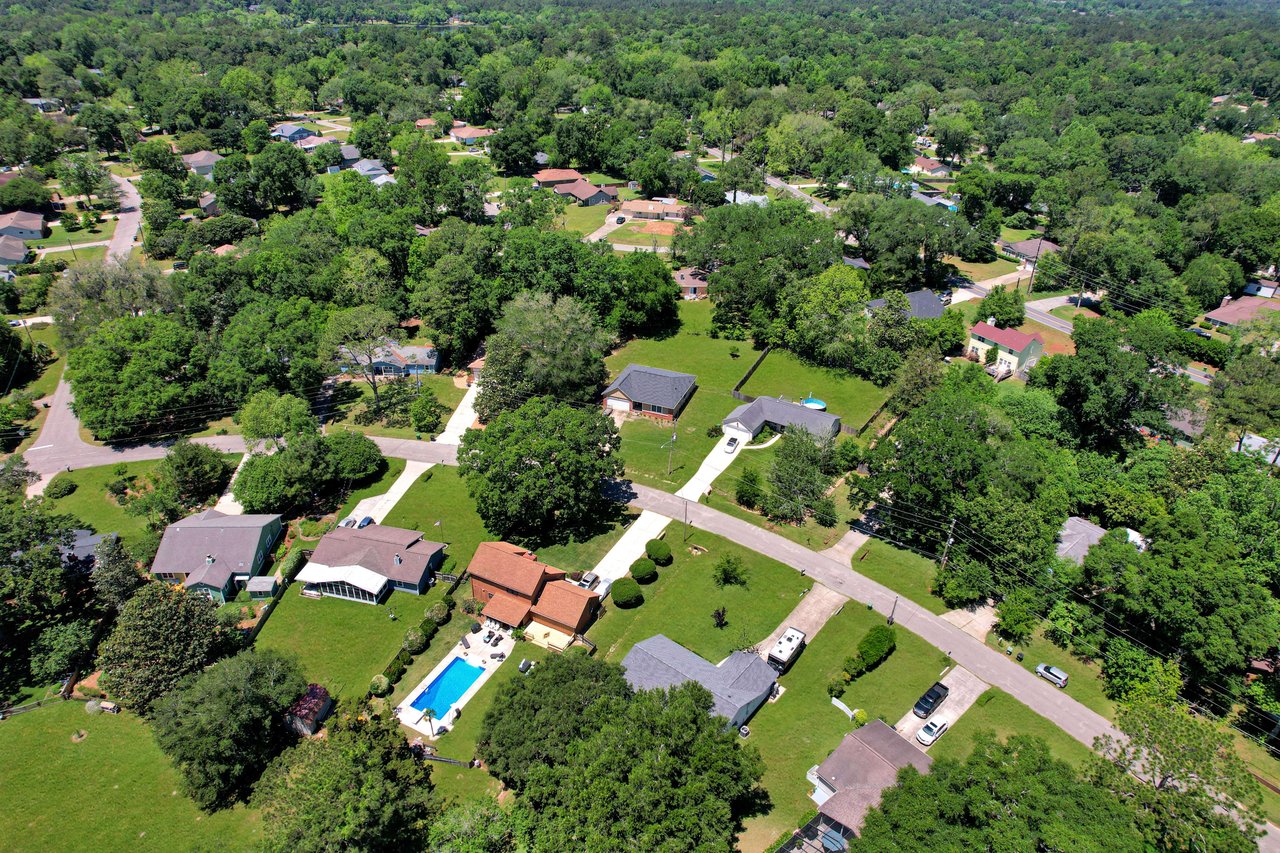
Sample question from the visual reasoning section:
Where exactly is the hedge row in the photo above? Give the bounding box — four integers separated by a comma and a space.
371, 593, 457, 697
828, 625, 897, 698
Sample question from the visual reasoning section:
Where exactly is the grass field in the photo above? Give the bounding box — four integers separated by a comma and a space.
326, 375, 467, 440
986, 626, 1116, 720
0, 700, 260, 852
928, 688, 1094, 768
848, 539, 949, 615
945, 255, 1022, 283
335, 457, 407, 521
1049, 304, 1099, 323
556, 203, 609, 235
607, 301, 763, 491
3, 325, 64, 454
1000, 226, 1039, 244
30, 217, 118, 249
1022, 318, 1075, 355
382, 467, 491, 569
737, 606, 954, 851
609, 220, 685, 248
739, 349, 890, 431
588, 528, 813, 664
255, 586, 422, 700
60, 244, 108, 270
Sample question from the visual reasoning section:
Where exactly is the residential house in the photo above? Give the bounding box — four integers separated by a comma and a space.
198, 192, 220, 216
1245, 132, 1280, 144
1244, 279, 1279, 299
182, 150, 223, 178
1205, 295, 1280, 328
212, 243, 238, 257
295, 524, 446, 604
0, 210, 43, 240
341, 338, 439, 376
293, 134, 327, 154
466, 542, 600, 650
150, 509, 283, 604
531, 167, 585, 188
967, 321, 1043, 377
468, 355, 484, 385
866, 289, 945, 320
804, 720, 933, 844
271, 123, 312, 143
1001, 237, 1061, 263
22, 97, 61, 113
415, 117, 437, 130
62, 530, 117, 572
450, 125, 496, 146
725, 191, 769, 206
620, 634, 777, 729
371, 173, 397, 188
910, 155, 951, 177
1056, 516, 1107, 565
553, 179, 618, 207
287, 684, 333, 736
1236, 432, 1280, 467
339, 144, 362, 169
842, 256, 871, 271
722, 396, 842, 440
673, 267, 708, 299
910, 190, 958, 211
620, 199, 688, 221
352, 158, 390, 180
0, 236, 29, 267
601, 364, 697, 420
246, 574, 278, 599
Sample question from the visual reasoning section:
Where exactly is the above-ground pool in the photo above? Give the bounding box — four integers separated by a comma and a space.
801, 397, 827, 411
409, 657, 484, 718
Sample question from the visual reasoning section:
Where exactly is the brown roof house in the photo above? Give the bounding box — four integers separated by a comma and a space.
286, 684, 333, 736
182, 150, 223, 178
467, 542, 600, 650
0, 210, 44, 240
620, 199, 688, 221
1001, 236, 1060, 263
1205, 295, 1280, 328
532, 167, 584, 188
805, 720, 933, 842
967, 321, 1043, 378
674, 267, 708, 299
450, 125, 496, 145
296, 524, 446, 604
0, 235, 29, 267
910, 155, 951, 177
151, 509, 283, 604
553, 179, 618, 207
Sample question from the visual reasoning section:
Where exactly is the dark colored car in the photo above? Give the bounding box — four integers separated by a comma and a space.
357, 516, 374, 529
913, 681, 950, 718
615, 216, 626, 225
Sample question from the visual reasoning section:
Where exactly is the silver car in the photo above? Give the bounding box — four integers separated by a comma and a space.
1036, 663, 1069, 688
916, 717, 949, 746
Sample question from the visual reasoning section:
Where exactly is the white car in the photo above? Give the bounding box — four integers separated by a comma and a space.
1036, 663, 1069, 688
915, 717, 949, 746
725, 436, 740, 453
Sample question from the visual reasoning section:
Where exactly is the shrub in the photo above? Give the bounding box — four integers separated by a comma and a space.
827, 677, 847, 698
611, 577, 644, 608
713, 554, 748, 588
278, 548, 307, 581
645, 539, 672, 566
705, 424, 722, 439
851, 708, 869, 728
78, 684, 105, 699
418, 620, 438, 643
843, 655, 866, 679
735, 466, 764, 509
370, 674, 391, 696
426, 601, 450, 625
442, 594, 456, 610
403, 627, 428, 654
45, 477, 77, 498
630, 557, 658, 584
856, 625, 896, 672
383, 659, 407, 684
462, 597, 480, 615
106, 478, 130, 498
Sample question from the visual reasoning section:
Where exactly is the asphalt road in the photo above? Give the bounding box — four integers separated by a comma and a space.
107, 175, 141, 262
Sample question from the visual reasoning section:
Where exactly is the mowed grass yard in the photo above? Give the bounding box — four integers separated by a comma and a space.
607, 300, 764, 491
739, 349, 890, 433
335, 457, 407, 520
848, 539, 949, 615
588, 529, 813, 664
609, 219, 687, 248
928, 688, 1094, 769
327, 375, 467, 440
30, 217, 118, 249
556, 202, 610, 235
0, 700, 261, 852
987, 625, 1116, 721
945, 255, 1022, 283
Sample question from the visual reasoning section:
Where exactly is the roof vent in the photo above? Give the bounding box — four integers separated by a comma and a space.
205, 554, 214, 564
394, 554, 402, 566
986, 316, 997, 325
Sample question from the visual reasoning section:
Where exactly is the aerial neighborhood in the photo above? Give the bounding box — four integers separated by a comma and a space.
2, 1, 1280, 852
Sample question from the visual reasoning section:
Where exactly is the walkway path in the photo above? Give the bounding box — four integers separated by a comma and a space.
818, 528, 868, 565
582, 214, 629, 243
435, 383, 478, 445
755, 583, 848, 659
212, 453, 249, 515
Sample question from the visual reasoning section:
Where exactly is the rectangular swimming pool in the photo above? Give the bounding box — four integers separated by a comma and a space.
409, 657, 485, 718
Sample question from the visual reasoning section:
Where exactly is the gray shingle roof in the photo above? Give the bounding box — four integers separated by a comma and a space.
815, 720, 933, 833
867, 289, 945, 320
621, 634, 776, 723
723, 397, 841, 437
152, 509, 281, 591
1056, 516, 1107, 565
602, 364, 696, 411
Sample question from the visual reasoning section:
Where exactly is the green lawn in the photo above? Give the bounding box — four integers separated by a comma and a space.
999, 226, 1039, 244
327, 375, 467, 440
607, 301, 764, 491
61, 244, 108, 270
556, 203, 609, 235
335, 457, 407, 521
255, 586, 421, 700
535, 512, 637, 574
382, 466, 491, 569
848, 539, 949, 615
739, 349, 891, 433
387, 592, 474, 709
944, 255, 1022, 283
30, 217, 118, 249
738, 605, 954, 851
0, 700, 261, 852
609, 220, 683, 248
43, 460, 164, 550
582, 172, 624, 185
987, 625, 1116, 721
928, 688, 1094, 769
588, 529, 813, 664
3, 325, 64, 453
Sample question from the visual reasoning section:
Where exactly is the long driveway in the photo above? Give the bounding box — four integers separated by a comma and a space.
107, 175, 142, 262
706, 146, 833, 216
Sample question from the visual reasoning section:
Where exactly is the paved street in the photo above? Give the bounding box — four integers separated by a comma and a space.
107, 175, 142, 262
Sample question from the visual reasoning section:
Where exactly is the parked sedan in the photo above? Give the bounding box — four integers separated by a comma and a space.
357, 516, 374, 529
915, 717, 949, 746
725, 436, 740, 453
1035, 663, 1069, 688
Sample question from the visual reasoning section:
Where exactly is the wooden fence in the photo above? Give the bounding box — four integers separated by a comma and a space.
729, 345, 773, 402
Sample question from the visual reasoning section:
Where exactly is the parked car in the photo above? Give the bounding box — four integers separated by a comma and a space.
172, 261, 188, 270
725, 436, 739, 453
357, 516, 374, 529
913, 681, 950, 718
338, 517, 357, 528
578, 572, 600, 591
1035, 663, 1069, 688
615, 216, 626, 224
915, 717, 948, 745
6, 320, 19, 327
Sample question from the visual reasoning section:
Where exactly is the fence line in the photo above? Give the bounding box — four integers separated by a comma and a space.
729, 345, 772, 402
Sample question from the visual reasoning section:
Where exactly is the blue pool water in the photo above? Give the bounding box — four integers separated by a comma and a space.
410, 657, 485, 717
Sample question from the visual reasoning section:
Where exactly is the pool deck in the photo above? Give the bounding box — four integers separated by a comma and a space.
395, 629, 515, 739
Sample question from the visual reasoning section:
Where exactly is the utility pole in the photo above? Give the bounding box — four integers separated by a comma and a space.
665, 430, 676, 477
683, 498, 690, 542
937, 518, 958, 571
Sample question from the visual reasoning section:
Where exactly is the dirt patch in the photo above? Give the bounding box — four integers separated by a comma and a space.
71, 730, 87, 743
636, 220, 679, 236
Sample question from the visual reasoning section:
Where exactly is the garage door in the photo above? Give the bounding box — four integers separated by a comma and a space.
605, 398, 632, 412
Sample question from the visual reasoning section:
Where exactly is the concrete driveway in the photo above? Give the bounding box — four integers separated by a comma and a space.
756, 583, 848, 658
674, 430, 749, 500
893, 664, 988, 748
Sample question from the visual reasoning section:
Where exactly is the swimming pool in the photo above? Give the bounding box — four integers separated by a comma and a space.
409, 657, 484, 718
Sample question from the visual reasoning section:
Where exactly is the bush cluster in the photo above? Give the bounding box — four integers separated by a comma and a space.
630, 557, 658, 584
843, 624, 897, 679
375, 593, 457, 694
645, 539, 672, 566
44, 477, 77, 498
611, 577, 644, 608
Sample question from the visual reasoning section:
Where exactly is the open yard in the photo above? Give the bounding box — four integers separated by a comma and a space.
928, 687, 1094, 769
987, 625, 1116, 720
739, 349, 890, 432
609, 219, 686, 248
0, 700, 261, 852
326, 375, 467, 440
945, 255, 1022, 283
30, 217, 118, 250
556, 203, 610, 235
336, 457, 407, 520
848, 539, 949, 615
381, 466, 491, 569
59, 244, 108, 270
588, 529, 813, 665
607, 300, 764, 491
3, 325, 64, 454
1022, 318, 1075, 355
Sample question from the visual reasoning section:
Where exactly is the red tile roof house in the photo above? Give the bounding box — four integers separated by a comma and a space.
531, 167, 585, 188
450, 125, 497, 145
287, 684, 333, 736
674, 267, 708, 299
1205, 295, 1280, 328
466, 542, 600, 651
967, 321, 1044, 378
910, 155, 951, 177
0, 210, 44, 240
620, 199, 689, 221
553, 179, 618, 207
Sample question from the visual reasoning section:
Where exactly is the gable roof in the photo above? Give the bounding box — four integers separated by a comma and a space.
305, 524, 443, 587
620, 199, 687, 216
913, 155, 947, 171
288, 684, 330, 724
553, 179, 617, 202
152, 509, 281, 591
1206, 296, 1280, 327
467, 541, 564, 597
674, 267, 707, 287
1002, 237, 1060, 260
815, 720, 933, 833
272, 123, 306, 137
481, 590, 533, 626
532, 167, 584, 183
867, 289, 945, 320
0, 210, 43, 231
1056, 516, 1107, 565
181, 150, 223, 169
362, 339, 438, 369
602, 364, 697, 410
723, 396, 841, 436
621, 634, 776, 722
453, 125, 495, 140
970, 321, 1042, 353
352, 158, 389, 176
339, 144, 361, 161
0, 235, 28, 260
530, 580, 599, 629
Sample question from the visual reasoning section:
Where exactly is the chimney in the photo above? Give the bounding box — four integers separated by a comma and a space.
394, 554, 402, 566
1221, 296, 1232, 308
205, 554, 214, 564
